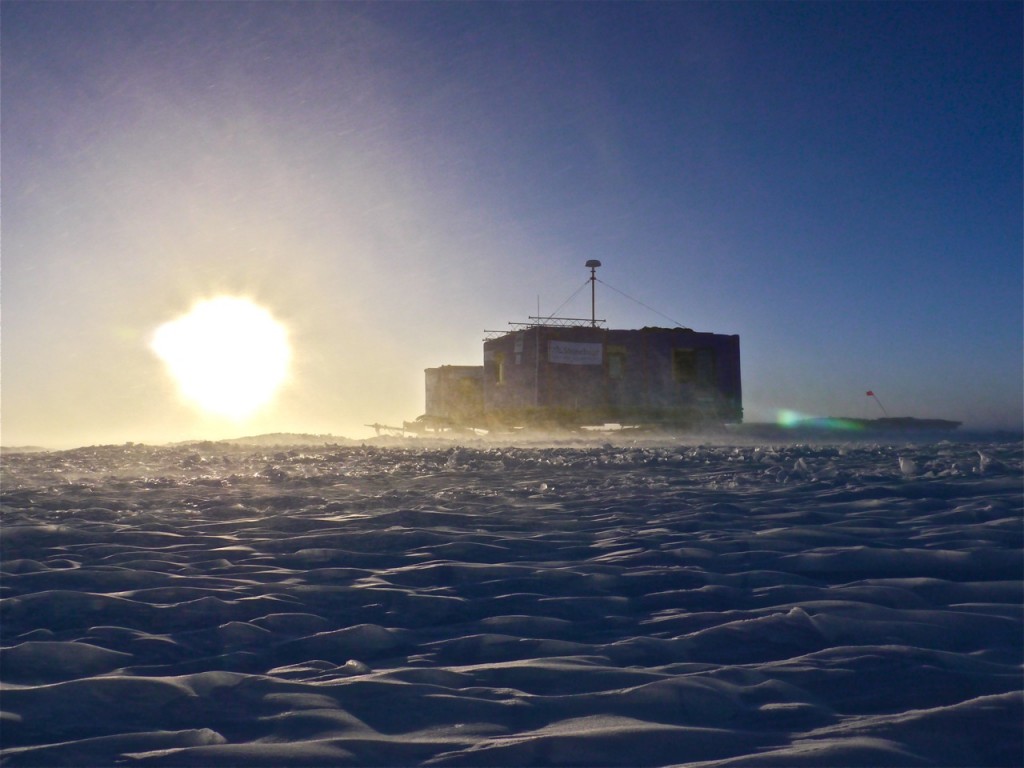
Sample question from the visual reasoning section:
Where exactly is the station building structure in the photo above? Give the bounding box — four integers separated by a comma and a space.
419, 263, 741, 431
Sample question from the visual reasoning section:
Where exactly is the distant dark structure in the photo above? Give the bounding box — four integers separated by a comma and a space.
424, 366, 485, 426
416, 262, 742, 432
479, 325, 740, 428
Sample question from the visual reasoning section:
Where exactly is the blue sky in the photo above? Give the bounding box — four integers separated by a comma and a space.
3, 1, 1021, 446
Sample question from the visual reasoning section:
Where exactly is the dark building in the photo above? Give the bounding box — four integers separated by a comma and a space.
482, 324, 741, 427
424, 325, 741, 430
419, 262, 741, 431
423, 365, 484, 426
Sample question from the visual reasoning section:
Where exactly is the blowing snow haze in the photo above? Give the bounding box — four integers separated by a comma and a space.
2, 2, 1021, 447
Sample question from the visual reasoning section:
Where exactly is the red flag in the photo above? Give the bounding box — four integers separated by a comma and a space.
866, 391, 874, 396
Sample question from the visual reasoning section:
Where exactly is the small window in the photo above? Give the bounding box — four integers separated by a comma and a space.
608, 347, 626, 380
493, 352, 505, 384
696, 349, 716, 385
672, 349, 697, 383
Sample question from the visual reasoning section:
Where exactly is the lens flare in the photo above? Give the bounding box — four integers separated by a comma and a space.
776, 409, 865, 431
777, 409, 807, 428
151, 297, 291, 420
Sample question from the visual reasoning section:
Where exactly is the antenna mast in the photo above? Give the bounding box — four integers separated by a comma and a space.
585, 260, 601, 327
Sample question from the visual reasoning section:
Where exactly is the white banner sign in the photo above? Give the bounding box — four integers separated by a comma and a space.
548, 341, 603, 365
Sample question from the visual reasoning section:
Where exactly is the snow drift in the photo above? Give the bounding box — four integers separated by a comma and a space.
1, 438, 1021, 766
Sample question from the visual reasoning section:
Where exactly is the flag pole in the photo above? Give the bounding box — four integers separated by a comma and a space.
866, 391, 889, 417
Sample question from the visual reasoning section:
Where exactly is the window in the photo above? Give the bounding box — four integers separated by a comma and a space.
608, 347, 626, 380
696, 349, 715, 385
493, 352, 505, 384
672, 349, 697, 383
674, 348, 716, 385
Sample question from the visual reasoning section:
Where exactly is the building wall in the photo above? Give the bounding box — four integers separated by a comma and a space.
481, 327, 741, 426
424, 365, 484, 424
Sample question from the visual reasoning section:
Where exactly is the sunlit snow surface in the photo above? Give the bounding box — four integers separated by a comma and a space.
2, 438, 1021, 767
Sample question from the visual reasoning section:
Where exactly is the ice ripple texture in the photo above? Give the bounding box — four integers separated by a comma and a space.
1, 439, 1021, 766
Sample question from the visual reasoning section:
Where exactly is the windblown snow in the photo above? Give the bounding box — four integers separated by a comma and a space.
1, 438, 1021, 766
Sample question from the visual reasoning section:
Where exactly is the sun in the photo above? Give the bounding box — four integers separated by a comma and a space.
151, 296, 291, 420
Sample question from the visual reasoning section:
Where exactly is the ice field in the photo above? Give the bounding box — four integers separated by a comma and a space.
1, 437, 1021, 766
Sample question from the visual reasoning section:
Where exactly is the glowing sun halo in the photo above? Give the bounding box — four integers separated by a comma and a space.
151, 297, 291, 420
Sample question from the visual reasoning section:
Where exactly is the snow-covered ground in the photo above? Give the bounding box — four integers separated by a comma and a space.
1, 437, 1021, 766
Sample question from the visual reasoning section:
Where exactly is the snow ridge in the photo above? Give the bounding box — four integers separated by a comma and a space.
1, 440, 1021, 766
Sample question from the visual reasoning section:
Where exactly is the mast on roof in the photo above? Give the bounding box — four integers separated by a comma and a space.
586, 260, 601, 327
